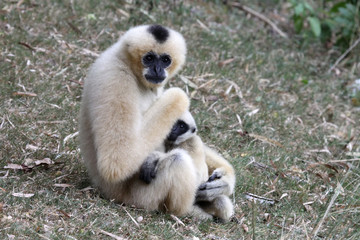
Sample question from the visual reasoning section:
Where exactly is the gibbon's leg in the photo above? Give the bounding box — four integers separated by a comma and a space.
197, 195, 234, 222
196, 146, 236, 202
136, 149, 199, 216
190, 205, 213, 221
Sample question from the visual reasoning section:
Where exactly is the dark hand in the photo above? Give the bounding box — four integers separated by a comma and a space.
139, 154, 159, 184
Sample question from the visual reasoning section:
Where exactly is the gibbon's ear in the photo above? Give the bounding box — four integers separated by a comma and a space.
120, 24, 187, 88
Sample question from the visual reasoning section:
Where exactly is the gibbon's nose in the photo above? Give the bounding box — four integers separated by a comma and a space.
154, 65, 162, 74
191, 127, 196, 133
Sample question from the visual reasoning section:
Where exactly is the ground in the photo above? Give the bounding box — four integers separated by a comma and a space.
0, 1, 359, 239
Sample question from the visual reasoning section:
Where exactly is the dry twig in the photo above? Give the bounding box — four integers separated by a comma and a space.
328, 37, 360, 73
99, 229, 126, 240
228, 2, 288, 39
311, 182, 344, 237
122, 207, 140, 228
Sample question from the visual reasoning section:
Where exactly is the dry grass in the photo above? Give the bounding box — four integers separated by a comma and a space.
1, 0, 360, 239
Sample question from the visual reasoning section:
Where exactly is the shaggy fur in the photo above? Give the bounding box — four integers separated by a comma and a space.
79, 25, 235, 218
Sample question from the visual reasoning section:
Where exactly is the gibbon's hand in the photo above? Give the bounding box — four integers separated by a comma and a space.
139, 153, 160, 184
196, 170, 230, 202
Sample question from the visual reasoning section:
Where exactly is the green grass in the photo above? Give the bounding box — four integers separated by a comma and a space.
1, 0, 359, 239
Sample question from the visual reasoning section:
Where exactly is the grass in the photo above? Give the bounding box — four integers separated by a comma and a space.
1, 0, 359, 239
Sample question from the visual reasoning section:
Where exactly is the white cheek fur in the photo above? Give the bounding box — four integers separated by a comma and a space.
142, 68, 149, 77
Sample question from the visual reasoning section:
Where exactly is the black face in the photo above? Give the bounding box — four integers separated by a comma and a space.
167, 120, 189, 142
142, 51, 172, 84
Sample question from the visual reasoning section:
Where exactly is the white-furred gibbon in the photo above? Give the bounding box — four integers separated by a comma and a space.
142, 111, 234, 221
79, 24, 235, 218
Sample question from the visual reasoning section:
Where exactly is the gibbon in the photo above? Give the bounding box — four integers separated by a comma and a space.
79, 24, 235, 218
141, 111, 234, 221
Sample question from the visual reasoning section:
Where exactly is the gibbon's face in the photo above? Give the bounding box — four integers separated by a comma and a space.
141, 51, 172, 84
167, 111, 196, 145
122, 25, 186, 88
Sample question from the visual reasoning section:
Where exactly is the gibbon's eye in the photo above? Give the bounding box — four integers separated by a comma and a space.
145, 54, 154, 62
179, 123, 185, 129
161, 55, 171, 64
142, 52, 156, 65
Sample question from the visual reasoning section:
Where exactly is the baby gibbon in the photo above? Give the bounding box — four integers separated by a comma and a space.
142, 111, 234, 221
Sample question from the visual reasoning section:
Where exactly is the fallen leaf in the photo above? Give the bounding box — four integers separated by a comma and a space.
12, 91, 37, 97
249, 133, 284, 148
263, 213, 271, 223
0, 202, 3, 212
4, 164, 24, 170
12, 192, 34, 198
171, 214, 185, 226
179, 75, 198, 89
57, 209, 71, 218
244, 192, 277, 205
54, 183, 73, 188
218, 58, 235, 67
303, 204, 314, 214
35, 158, 54, 166
246, 108, 259, 117
241, 223, 249, 232
279, 193, 288, 200
205, 95, 218, 101
315, 172, 330, 182
136, 216, 143, 223
63, 131, 79, 145
196, 19, 210, 32
25, 144, 40, 151
80, 186, 94, 191
99, 229, 126, 240
24, 158, 34, 166
117, 8, 130, 18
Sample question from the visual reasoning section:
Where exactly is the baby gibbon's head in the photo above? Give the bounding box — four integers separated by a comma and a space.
120, 25, 187, 89
167, 111, 197, 145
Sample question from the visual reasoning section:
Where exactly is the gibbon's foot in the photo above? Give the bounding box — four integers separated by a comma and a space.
139, 152, 161, 184
196, 180, 229, 201
196, 171, 230, 201
195, 195, 234, 222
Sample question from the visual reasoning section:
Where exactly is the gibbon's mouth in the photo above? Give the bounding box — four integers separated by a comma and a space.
145, 75, 165, 84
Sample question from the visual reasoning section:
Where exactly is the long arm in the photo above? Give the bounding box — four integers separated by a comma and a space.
141, 88, 190, 152
86, 69, 144, 183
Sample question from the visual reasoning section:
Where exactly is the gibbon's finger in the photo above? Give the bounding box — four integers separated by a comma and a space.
207, 170, 223, 182
139, 159, 159, 184
196, 180, 229, 201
